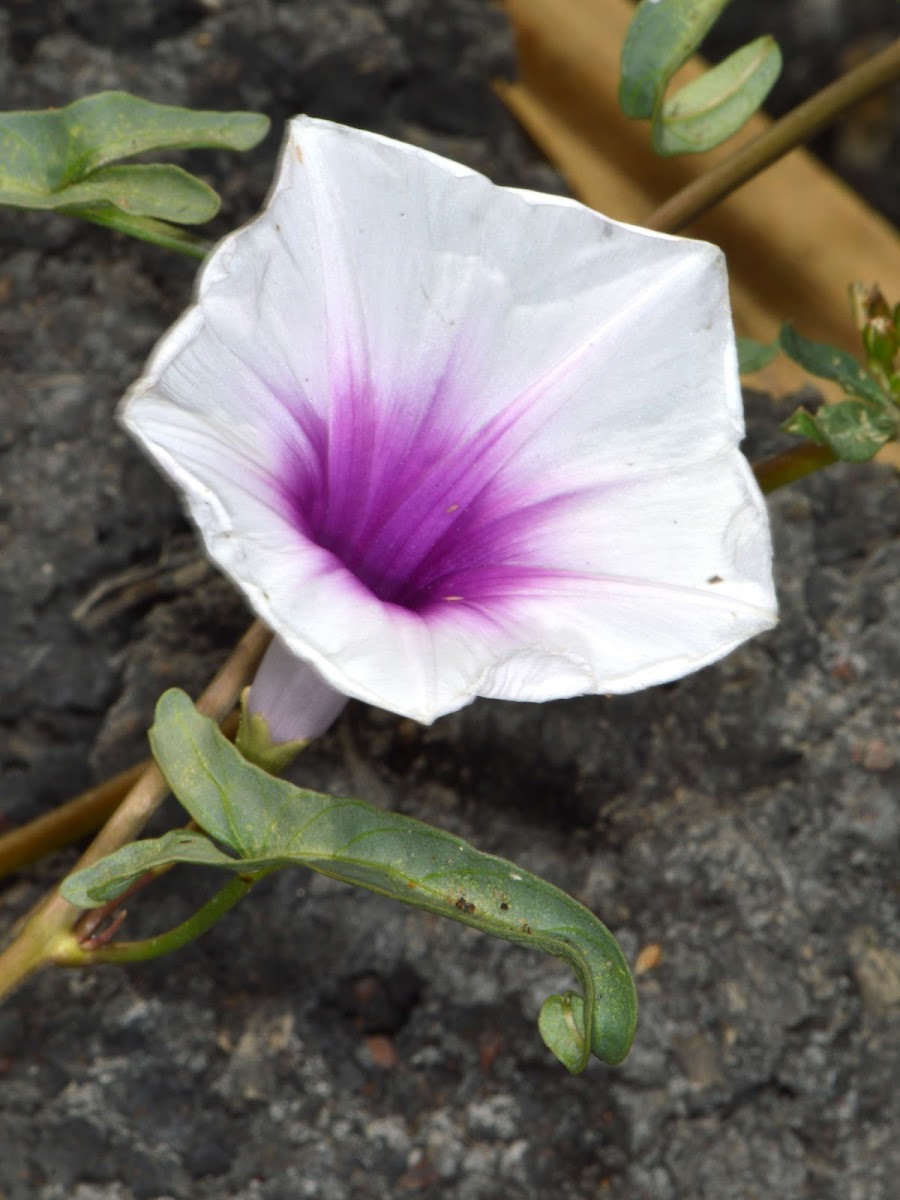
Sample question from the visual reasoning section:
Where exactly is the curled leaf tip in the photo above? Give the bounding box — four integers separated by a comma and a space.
539, 982, 637, 1072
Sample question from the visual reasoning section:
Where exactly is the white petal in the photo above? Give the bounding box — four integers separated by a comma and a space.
122, 118, 776, 726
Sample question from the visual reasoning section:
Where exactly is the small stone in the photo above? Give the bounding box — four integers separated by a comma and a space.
365, 1034, 399, 1069
852, 739, 895, 772
850, 931, 900, 1014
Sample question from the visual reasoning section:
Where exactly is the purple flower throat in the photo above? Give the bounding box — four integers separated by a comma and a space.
277, 381, 567, 615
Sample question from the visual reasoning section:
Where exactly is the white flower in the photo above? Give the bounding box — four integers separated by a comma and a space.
122, 117, 776, 735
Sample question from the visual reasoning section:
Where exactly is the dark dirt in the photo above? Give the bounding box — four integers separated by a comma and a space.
1, 2, 898, 1198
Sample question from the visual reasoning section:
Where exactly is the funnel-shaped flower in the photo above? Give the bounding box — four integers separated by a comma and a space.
123, 117, 776, 734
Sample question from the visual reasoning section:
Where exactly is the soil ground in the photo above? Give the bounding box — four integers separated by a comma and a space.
1, 3, 898, 1198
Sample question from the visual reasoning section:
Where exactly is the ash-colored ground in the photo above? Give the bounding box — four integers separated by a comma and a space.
1, 3, 898, 1198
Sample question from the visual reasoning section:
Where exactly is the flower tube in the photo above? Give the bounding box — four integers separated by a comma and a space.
122, 117, 776, 740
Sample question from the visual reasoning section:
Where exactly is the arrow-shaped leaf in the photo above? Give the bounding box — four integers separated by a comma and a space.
0, 91, 269, 247
62, 690, 638, 1071
60, 830, 241, 907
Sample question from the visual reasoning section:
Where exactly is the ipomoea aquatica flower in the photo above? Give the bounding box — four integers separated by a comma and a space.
122, 117, 776, 740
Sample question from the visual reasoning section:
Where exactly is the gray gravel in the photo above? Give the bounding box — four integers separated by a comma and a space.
1, 3, 899, 1198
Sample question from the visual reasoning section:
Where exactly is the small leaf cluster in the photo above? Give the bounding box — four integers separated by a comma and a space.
619, 0, 781, 155
780, 287, 900, 463
849, 283, 900, 399
0, 92, 269, 254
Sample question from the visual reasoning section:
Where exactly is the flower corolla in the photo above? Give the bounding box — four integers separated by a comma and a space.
123, 117, 776, 737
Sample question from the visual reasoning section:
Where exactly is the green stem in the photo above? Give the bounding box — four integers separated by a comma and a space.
646, 36, 900, 233
57, 874, 257, 967
753, 442, 838, 493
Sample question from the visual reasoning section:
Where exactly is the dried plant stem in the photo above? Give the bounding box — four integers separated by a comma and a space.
646, 37, 900, 234
0, 620, 271, 1001
0, 762, 147, 882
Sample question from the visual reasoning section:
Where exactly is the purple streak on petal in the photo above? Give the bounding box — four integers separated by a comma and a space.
257, 234, 679, 618
273, 366, 599, 613
267, 278, 641, 616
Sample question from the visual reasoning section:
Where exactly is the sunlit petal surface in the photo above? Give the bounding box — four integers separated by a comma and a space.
123, 118, 776, 725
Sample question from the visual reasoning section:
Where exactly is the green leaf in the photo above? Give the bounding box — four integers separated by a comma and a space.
814, 402, 897, 462
619, 0, 730, 119
0, 91, 268, 233
73, 208, 210, 259
0, 110, 70, 199
65, 690, 638, 1070
0, 92, 268, 195
47, 164, 219, 223
736, 335, 779, 375
779, 324, 890, 407
619, 1, 782, 157
54, 91, 269, 178
654, 37, 782, 155
147, 689, 308, 858
783, 400, 897, 462
782, 406, 827, 446
539, 993, 596, 1075
60, 830, 240, 907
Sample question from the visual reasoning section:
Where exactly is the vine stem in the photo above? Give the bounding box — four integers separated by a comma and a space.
646, 37, 900, 233
0, 620, 271, 1001
57, 874, 259, 967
